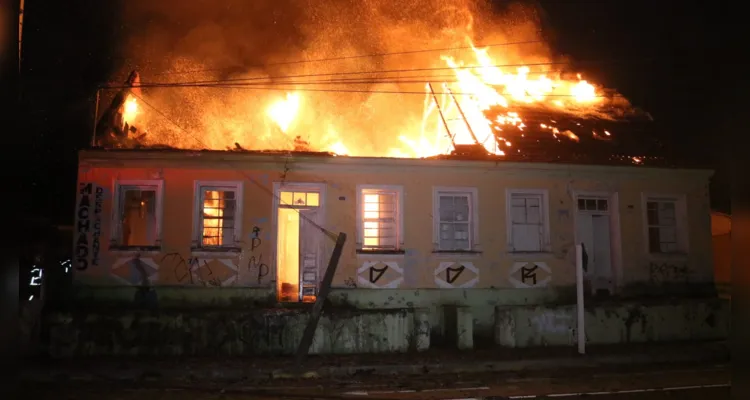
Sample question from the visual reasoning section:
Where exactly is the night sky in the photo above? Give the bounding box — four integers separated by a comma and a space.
14, 0, 735, 226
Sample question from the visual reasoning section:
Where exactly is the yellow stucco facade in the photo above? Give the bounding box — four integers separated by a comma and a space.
73, 149, 714, 302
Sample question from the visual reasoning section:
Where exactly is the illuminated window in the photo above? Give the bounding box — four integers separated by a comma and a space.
279, 191, 319, 207
434, 188, 478, 251
113, 180, 163, 248
358, 186, 402, 251
193, 181, 243, 249
645, 196, 687, 254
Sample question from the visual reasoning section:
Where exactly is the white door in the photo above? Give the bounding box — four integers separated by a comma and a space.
591, 215, 613, 293
575, 197, 614, 295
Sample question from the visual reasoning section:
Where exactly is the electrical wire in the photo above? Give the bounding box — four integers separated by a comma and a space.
152, 39, 546, 76
103, 82, 626, 100
135, 57, 651, 88
126, 91, 340, 242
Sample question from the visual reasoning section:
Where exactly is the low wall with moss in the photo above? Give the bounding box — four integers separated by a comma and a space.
46, 307, 429, 357
495, 299, 730, 347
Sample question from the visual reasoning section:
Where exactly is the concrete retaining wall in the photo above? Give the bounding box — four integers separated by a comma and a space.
47, 308, 428, 357
495, 299, 730, 348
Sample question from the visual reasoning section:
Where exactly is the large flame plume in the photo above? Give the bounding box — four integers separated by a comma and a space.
111, 0, 636, 158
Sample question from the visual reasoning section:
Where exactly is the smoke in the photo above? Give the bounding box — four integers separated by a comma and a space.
113, 0, 563, 153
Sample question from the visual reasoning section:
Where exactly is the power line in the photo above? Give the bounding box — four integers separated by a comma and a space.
126, 91, 340, 242
106, 82, 626, 99
152, 39, 546, 76
136, 57, 648, 88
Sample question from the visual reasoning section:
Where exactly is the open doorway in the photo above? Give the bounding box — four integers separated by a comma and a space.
274, 183, 324, 303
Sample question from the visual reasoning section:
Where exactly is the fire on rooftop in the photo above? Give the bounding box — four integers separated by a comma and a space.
93, 0, 653, 165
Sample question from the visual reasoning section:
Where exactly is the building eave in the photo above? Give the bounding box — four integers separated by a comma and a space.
78, 148, 714, 181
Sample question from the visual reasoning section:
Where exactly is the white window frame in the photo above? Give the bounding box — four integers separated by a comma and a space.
641, 193, 688, 255
192, 181, 244, 250
505, 188, 551, 253
432, 187, 480, 252
110, 179, 164, 250
356, 184, 404, 252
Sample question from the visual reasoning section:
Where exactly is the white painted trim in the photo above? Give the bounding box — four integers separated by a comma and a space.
110, 179, 165, 249
640, 192, 689, 256
271, 181, 327, 298
571, 190, 622, 294
192, 180, 244, 249
505, 188, 551, 253
356, 184, 405, 250
573, 190, 612, 214
432, 186, 480, 252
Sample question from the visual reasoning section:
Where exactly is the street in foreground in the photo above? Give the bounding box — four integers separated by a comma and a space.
19, 362, 729, 400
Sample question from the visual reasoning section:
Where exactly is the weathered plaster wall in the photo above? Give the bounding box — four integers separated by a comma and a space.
46, 308, 426, 357
495, 299, 729, 348
73, 152, 715, 320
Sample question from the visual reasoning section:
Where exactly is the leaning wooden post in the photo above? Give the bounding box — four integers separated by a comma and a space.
295, 232, 347, 365
576, 243, 586, 355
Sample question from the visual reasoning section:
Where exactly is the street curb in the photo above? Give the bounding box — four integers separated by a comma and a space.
19, 349, 729, 383
272, 350, 729, 379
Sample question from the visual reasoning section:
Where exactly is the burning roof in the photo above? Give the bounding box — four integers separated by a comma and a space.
94, 0, 656, 166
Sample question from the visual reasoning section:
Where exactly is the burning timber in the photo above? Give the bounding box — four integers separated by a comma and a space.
90, 60, 663, 166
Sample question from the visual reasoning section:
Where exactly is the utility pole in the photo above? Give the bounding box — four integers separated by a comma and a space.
19, 0, 25, 73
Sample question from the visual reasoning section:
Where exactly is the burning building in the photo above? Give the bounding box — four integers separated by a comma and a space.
56, 1, 727, 356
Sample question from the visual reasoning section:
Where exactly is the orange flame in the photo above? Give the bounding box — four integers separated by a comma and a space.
202, 190, 224, 246
119, 38, 631, 158
122, 96, 139, 126
267, 92, 301, 133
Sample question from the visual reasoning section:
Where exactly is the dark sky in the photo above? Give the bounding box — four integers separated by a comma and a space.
15, 0, 734, 225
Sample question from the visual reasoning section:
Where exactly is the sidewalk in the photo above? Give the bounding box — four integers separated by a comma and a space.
18, 341, 728, 383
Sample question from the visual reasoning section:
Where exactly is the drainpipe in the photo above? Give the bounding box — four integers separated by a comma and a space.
576, 243, 586, 354
91, 88, 101, 146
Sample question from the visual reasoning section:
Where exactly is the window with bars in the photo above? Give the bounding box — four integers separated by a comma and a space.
360, 187, 400, 251
646, 199, 681, 253
508, 191, 548, 252
436, 191, 473, 251
194, 182, 242, 249
115, 183, 161, 248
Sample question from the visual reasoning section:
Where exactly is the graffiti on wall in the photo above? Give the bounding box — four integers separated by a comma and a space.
159, 253, 239, 286
246, 225, 269, 284
530, 309, 573, 335
75, 183, 103, 270
649, 261, 690, 284
434, 261, 479, 288
509, 261, 551, 288
357, 261, 404, 288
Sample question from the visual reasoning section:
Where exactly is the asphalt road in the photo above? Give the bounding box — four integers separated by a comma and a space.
18, 363, 730, 400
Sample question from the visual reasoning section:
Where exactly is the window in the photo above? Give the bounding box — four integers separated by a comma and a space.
506, 189, 550, 252
279, 190, 319, 207
645, 197, 684, 253
577, 197, 608, 212
433, 188, 478, 251
193, 181, 243, 249
112, 181, 163, 249
357, 185, 403, 251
